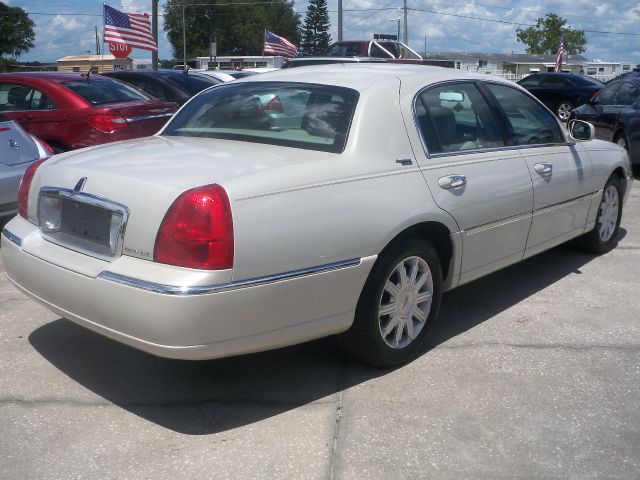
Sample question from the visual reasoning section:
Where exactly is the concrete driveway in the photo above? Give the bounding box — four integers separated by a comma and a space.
1, 182, 638, 479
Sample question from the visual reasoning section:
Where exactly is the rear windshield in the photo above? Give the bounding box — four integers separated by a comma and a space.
162, 82, 359, 153
164, 74, 221, 95
62, 78, 151, 105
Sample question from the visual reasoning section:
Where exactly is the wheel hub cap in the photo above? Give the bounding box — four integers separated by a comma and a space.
598, 185, 619, 242
378, 256, 433, 349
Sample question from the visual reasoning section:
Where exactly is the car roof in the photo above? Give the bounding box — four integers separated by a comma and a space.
0, 72, 113, 82
241, 63, 514, 91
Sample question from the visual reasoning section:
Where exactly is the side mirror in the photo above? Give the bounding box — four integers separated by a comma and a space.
568, 119, 595, 141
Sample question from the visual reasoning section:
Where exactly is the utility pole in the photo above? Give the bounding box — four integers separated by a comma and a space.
152, 0, 159, 70
182, 3, 187, 71
338, 0, 343, 41
95, 26, 99, 55
403, 0, 408, 45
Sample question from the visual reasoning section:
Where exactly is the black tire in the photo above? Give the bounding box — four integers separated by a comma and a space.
555, 100, 574, 122
576, 175, 623, 253
338, 237, 443, 367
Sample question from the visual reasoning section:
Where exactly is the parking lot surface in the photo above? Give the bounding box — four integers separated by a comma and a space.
1, 182, 639, 480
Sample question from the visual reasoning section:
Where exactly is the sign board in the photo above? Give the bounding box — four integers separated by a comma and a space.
373, 34, 398, 41
108, 42, 132, 59
210, 42, 217, 57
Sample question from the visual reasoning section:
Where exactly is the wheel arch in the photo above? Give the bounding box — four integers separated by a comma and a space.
379, 221, 455, 286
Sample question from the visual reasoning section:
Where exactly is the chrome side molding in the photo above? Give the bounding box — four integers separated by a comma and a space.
1, 228, 21, 247
98, 258, 362, 296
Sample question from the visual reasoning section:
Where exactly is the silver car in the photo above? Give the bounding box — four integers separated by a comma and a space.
0, 65, 633, 367
0, 113, 51, 221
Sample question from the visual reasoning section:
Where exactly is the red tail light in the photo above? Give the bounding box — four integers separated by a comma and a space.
18, 159, 47, 220
264, 96, 283, 113
154, 184, 234, 270
591, 89, 599, 97
87, 114, 129, 133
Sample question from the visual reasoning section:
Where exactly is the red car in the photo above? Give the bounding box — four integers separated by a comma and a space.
0, 72, 178, 153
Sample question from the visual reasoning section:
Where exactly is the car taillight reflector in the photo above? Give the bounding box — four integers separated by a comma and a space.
18, 159, 47, 220
264, 96, 283, 113
154, 184, 234, 270
87, 114, 129, 133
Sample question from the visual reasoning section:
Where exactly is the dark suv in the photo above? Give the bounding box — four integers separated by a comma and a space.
517, 73, 603, 121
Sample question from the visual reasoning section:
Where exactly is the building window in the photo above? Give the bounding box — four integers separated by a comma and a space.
598, 67, 605, 73
255, 61, 267, 67
456, 61, 461, 69
623, 64, 631, 71
587, 68, 597, 75
72, 67, 80, 72
478, 60, 487, 68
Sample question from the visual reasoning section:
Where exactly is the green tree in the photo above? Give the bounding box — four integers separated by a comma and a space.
300, 0, 331, 56
163, 0, 300, 60
516, 13, 586, 55
0, 4, 36, 58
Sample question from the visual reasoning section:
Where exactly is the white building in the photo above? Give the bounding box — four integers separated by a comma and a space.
131, 59, 153, 71
194, 55, 288, 70
581, 60, 635, 82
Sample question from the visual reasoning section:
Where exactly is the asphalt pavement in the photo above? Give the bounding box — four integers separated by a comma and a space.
1, 181, 639, 479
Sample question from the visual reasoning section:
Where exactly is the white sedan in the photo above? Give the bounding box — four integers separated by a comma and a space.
1, 65, 633, 367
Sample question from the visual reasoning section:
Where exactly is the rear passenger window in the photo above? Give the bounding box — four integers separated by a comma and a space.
613, 82, 639, 106
486, 84, 564, 146
0, 83, 33, 112
415, 82, 505, 154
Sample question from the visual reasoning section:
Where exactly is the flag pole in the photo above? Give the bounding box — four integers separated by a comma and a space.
262, 29, 266, 58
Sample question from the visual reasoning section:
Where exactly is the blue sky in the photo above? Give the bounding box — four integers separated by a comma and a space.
3, 0, 639, 65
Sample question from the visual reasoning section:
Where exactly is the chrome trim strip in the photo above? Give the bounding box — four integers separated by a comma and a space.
465, 212, 532, 236
1, 228, 21, 247
125, 113, 174, 123
98, 258, 362, 296
532, 192, 595, 216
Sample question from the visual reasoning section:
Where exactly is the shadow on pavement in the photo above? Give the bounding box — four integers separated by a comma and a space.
29, 243, 599, 435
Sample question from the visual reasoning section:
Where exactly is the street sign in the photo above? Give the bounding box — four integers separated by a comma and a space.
108, 42, 132, 59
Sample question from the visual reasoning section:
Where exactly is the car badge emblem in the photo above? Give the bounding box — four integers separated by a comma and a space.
8, 139, 19, 150
74, 177, 87, 192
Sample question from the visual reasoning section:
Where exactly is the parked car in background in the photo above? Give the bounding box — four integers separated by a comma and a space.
517, 72, 603, 121
326, 40, 423, 60
1, 65, 632, 367
0, 72, 177, 153
571, 76, 640, 171
197, 70, 259, 82
103, 69, 222, 105
0, 112, 52, 221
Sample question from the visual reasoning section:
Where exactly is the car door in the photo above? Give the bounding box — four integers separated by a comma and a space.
483, 83, 594, 258
590, 82, 624, 140
402, 79, 534, 285
539, 75, 572, 110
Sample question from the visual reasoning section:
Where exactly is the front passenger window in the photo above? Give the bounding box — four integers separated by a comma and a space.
415, 82, 505, 154
486, 84, 564, 146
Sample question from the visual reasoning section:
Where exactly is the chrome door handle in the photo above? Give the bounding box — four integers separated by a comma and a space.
438, 174, 466, 189
534, 163, 552, 174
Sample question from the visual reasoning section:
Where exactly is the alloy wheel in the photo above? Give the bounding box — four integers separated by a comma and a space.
378, 256, 433, 349
598, 185, 619, 242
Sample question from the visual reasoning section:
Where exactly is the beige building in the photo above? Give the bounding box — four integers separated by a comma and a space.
56, 55, 132, 74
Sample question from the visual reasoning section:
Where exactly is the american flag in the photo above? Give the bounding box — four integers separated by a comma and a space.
554, 32, 565, 72
104, 4, 157, 52
264, 31, 297, 58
